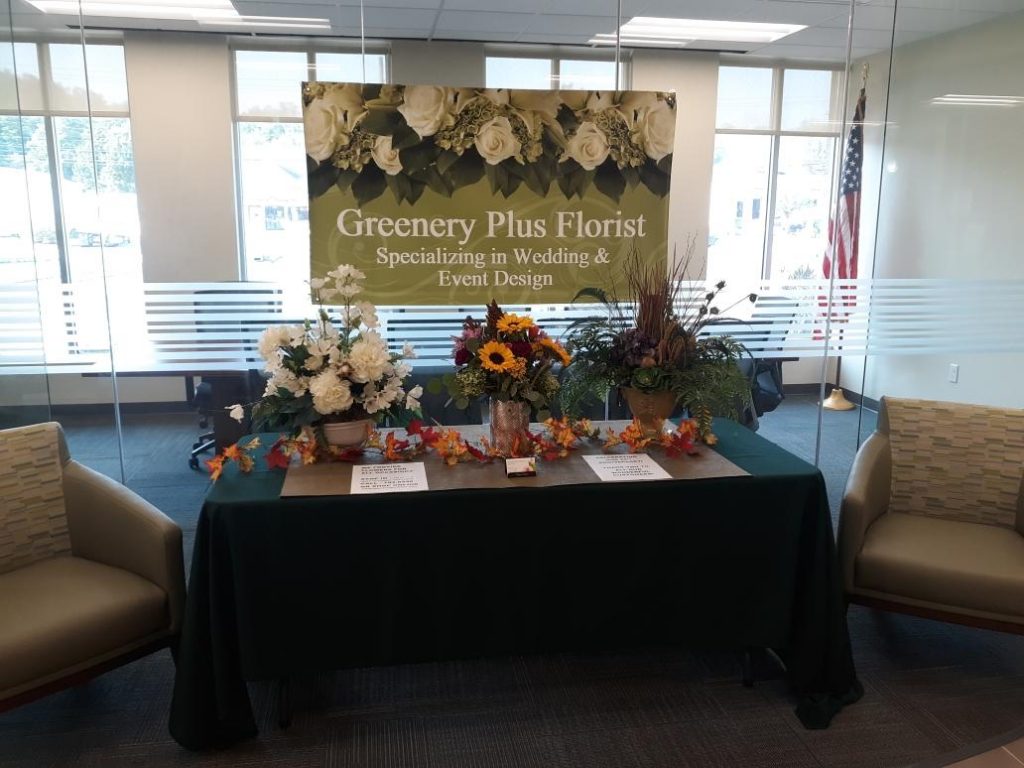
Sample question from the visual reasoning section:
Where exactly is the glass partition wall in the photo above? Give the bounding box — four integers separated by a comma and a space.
4, 0, 1021, 515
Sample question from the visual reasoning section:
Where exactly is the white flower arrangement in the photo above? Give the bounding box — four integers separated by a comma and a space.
228, 265, 421, 433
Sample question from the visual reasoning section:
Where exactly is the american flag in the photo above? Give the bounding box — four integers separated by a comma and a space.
823, 87, 866, 281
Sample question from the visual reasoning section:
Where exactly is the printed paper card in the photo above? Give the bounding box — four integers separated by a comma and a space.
351, 462, 429, 494
582, 453, 672, 483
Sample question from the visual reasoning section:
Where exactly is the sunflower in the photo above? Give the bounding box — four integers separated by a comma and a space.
496, 313, 535, 334
479, 341, 517, 373
534, 337, 572, 367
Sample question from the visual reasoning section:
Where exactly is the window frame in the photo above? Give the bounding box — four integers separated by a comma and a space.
713, 62, 842, 280
484, 45, 629, 90
229, 40, 390, 281
1, 39, 132, 284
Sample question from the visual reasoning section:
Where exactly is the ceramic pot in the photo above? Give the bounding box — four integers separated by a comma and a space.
621, 387, 677, 438
488, 399, 530, 457
321, 419, 372, 448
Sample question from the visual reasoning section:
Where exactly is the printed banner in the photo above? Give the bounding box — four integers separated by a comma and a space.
303, 83, 675, 304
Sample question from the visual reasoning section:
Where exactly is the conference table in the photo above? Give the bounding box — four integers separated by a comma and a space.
168, 419, 861, 750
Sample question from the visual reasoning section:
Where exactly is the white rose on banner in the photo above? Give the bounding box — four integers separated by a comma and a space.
617, 92, 659, 125
509, 90, 561, 122
561, 90, 589, 111
637, 100, 675, 162
303, 99, 345, 162
564, 121, 610, 170
309, 369, 354, 415
398, 85, 454, 138
475, 116, 522, 165
371, 135, 403, 176
586, 91, 615, 113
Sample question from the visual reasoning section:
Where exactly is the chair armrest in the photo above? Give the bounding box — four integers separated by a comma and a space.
837, 431, 891, 595
62, 460, 186, 634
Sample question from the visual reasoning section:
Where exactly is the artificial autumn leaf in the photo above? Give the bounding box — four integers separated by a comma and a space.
266, 445, 290, 470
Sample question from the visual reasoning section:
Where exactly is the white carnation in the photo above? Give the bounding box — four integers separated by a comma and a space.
356, 301, 378, 329
269, 368, 307, 397
348, 331, 390, 383
309, 369, 354, 415
258, 326, 291, 362
406, 385, 423, 412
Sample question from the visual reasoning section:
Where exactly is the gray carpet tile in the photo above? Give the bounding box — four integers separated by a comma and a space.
2, 399, 1023, 768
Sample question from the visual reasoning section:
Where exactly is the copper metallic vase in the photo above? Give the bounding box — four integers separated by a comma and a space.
489, 399, 531, 457
621, 387, 677, 438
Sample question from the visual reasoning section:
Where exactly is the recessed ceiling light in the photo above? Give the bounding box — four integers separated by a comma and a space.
28, 0, 329, 27
590, 17, 805, 47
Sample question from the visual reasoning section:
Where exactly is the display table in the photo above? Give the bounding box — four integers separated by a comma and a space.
169, 419, 861, 750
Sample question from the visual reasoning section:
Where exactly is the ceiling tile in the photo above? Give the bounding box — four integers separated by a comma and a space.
520, 13, 615, 35
434, 9, 533, 33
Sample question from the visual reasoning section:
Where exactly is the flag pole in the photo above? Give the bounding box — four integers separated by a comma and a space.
824, 65, 868, 412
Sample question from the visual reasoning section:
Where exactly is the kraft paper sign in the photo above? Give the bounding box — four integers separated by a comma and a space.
302, 83, 676, 305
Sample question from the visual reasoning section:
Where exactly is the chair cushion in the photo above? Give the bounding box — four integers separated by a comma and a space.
0, 556, 168, 695
856, 512, 1024, 618
881, 397, 1024, 529
0, 423, 71, 575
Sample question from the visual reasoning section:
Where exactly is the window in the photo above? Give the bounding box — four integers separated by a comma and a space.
485, 53, 621, 90
0, 41, 138, 285
232, 47, 388, 282
707, 66, 840, 285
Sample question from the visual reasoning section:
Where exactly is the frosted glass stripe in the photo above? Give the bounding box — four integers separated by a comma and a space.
2, 278, 1024, 374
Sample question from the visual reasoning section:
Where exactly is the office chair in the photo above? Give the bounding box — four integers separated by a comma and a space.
188, 379, 215, 470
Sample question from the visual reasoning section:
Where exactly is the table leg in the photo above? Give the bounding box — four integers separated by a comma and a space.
277, 677, 292, 729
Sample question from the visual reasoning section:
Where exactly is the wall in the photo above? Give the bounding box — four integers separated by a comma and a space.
852, 13, 1024, 408
630, 50, 717, 278
124, 31, 239, 283
391, 40, 485, 87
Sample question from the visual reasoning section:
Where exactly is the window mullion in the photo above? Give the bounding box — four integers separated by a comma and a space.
43, 115, 71, 284
762, 67, 786, 280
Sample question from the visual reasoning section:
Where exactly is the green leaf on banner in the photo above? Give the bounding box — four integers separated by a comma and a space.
399, 141, 437, 175
412, 165, 453, 197
446, 152, 484, 191
308, 163, 340, 199
622, 165, 641, 189
352, 165, 387, 206
437, 149, 461, 175
557, 170, 574, 199
502, 173, 522, 198
406, 178, 426, 204
640, 161, 670, 197
522, 164, 547, 197
335, 169, 359, 193
360, 107, 404, 136
392, 124, 421, 151
657, 154, 673, 175
385, 172, 413, 204
594, 162, 625, 203
484, 162, 508, 195
574, 169, 595, 197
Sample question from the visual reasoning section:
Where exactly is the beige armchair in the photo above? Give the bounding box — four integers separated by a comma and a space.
0, 422, 185, 711
838, 397, 1024, 632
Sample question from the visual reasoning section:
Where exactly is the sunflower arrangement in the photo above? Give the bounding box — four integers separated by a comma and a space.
431, 300, 571, 420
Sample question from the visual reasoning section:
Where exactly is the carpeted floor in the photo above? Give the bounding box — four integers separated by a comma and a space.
2, 396, 1023, 768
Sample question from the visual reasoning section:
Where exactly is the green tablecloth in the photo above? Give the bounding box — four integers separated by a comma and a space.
169, 419, 861, 750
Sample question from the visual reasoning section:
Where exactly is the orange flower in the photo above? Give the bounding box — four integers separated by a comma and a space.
496, 313, 534, 334
222, 443, 241, 461
205, 455, 225, 481
479, 341, 517, 373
